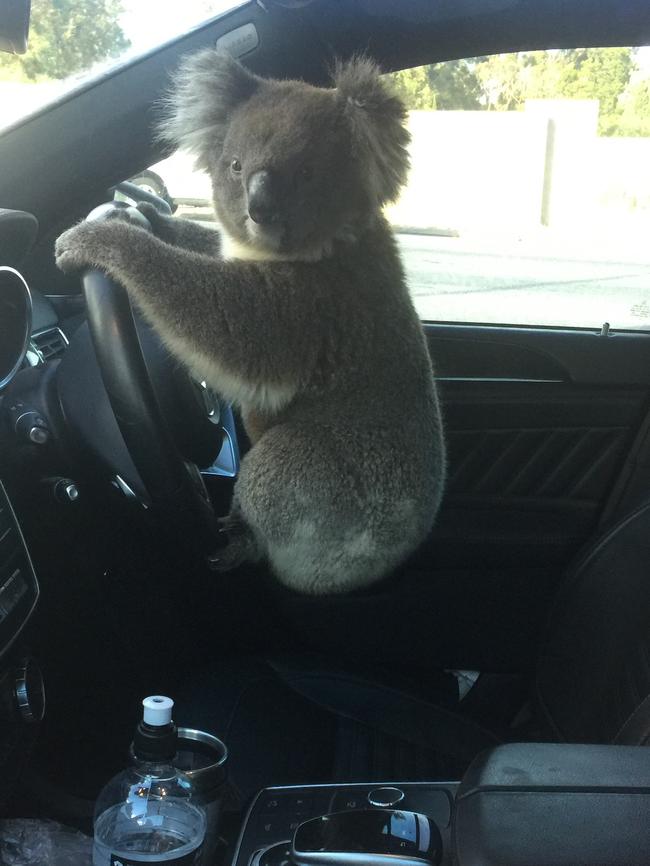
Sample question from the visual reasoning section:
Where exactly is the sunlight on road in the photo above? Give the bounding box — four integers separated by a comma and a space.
398, 234, 650, 331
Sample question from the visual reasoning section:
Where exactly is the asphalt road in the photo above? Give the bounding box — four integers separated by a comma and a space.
396, 233, 650, 330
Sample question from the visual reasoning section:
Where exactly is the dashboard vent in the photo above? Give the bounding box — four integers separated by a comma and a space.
31, 327, 68, 362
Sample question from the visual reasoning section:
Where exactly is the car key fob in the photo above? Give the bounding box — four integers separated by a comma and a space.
291, 809, 442, 866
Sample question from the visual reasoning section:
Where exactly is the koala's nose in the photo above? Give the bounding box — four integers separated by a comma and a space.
247, 170, 277, 225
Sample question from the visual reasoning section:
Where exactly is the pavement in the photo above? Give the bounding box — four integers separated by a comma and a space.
397, 232, 650, 331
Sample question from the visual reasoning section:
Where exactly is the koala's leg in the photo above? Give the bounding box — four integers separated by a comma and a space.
136, 203, 221, 256
233, 424, 424, 595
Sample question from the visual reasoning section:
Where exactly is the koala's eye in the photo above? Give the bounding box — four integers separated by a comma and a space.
299, 165, 313, 182
231, 158, 242, 174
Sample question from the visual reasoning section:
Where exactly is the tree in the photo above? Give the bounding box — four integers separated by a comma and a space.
428, 59, 483, 109
389, 48, 646, 136
474, 52, 527, 110
0, 0, 129, 81
388, 60, 482, 111
389, 65, 437, 110
556, 48, 634, 133
616, 78, 650, 137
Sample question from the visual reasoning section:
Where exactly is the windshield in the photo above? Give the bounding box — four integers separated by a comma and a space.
0, 0, 247, 132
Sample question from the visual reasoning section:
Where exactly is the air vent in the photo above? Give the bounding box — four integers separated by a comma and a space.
31, 327, 68, 361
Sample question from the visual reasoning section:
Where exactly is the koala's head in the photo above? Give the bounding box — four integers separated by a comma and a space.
158, 51, 410, 259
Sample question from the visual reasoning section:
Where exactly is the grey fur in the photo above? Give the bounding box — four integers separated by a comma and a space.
55, 53, 446, 595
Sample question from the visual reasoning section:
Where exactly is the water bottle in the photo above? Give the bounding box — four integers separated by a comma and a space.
93, 696, 207, 866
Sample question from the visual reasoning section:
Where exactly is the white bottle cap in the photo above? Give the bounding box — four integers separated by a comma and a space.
142, 695, 174, 726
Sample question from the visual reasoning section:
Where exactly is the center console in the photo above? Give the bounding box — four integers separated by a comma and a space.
232, 744, 650, 866
233, 782, 457, 866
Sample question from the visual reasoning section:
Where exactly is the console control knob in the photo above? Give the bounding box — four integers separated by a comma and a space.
253, 842, 293, 866
28, 424, 50, 444
53, 478, 80, 503
14, 657, 46, 724
292, 809, 442, 866
10, 404, 51, 445
368, 787, 405, 808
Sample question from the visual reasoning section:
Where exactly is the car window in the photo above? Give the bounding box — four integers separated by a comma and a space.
146, 46, 650, 332
384, 47, 650, 331
0, 0, 247, 133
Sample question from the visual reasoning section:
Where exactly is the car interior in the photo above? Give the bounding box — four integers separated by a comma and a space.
2, 0, 650, 863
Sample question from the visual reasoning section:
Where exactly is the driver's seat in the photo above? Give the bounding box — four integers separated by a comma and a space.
178, 498, 650, 801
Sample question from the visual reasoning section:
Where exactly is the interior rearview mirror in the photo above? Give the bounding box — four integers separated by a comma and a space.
0, 0, 31, 55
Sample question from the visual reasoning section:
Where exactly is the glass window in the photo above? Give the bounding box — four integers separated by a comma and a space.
0, 0, 247, 132
383, 48, 650, 330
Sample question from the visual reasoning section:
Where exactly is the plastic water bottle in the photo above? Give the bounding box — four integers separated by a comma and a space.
93, 696, 207, 866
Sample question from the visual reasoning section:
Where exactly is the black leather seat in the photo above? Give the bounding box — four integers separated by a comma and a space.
179, 500, 650, 802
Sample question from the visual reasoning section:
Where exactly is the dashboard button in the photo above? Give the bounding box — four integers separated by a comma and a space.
259, 795, 285, 813
290, 795, 313, 812
331, 791, 366, 811
258, 816, 284, 837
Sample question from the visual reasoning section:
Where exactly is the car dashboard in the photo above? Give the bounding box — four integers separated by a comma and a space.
0, 209, 63, 805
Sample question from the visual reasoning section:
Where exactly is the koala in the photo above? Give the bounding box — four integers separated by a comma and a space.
55, 51, 446, 595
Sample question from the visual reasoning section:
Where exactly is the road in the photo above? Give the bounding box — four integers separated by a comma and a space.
396, 233, 650, 330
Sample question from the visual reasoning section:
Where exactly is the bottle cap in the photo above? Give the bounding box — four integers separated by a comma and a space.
142, 695, 174, 727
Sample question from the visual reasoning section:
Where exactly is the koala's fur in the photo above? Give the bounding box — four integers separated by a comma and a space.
55, 51, 446, 595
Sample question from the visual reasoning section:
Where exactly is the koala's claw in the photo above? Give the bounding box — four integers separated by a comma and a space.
136, 202, 174, 238
136, 201, 162, 220
54, 222, 99, 274
217, 512, 248, 536
207, 537, 252, 572
54, 218, 139, 275
208, 514, 259, 572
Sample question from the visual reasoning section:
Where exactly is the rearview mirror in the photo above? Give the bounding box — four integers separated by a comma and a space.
0, 0, 31, 55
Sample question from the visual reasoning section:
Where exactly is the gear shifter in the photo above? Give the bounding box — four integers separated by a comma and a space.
291, 809, 442, 866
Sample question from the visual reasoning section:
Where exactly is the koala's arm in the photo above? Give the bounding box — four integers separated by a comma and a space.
136, 202, 221, 257
55, 219, 324, 386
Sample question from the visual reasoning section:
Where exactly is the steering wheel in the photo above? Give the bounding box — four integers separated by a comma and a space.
57, 197, 223, 552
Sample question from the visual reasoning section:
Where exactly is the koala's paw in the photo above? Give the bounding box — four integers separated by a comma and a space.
216, 512, 248, 536
136, 202, 175, 239
207, 515, 259, 572
54, 219, 133, 275
207, 538, 251, 572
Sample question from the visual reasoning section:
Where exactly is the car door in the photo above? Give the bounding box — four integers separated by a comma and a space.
280, 44, 650, 673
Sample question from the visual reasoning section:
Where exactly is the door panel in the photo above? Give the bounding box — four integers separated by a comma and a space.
424, 324, 650, 569
280, 325, 650, 675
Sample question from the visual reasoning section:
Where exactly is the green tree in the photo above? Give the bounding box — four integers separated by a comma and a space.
389, 65, 437, 110
474, 52, 526, 109
557, 48, 634, 133
428, 59, 482, 109
616, 78, 650, 137
0, 0, 129, 81
388, 60, 482, 111
474, 48, 635, 134
389, 48, 647, 136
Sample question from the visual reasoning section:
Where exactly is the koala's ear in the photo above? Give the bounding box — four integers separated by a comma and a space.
334, 55, 410, 206
157, 49, 262, 169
